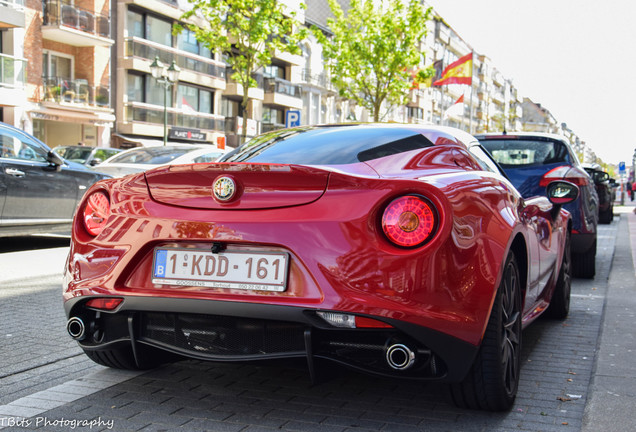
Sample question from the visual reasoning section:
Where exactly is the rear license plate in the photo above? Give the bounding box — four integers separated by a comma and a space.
152, 248, 289, 292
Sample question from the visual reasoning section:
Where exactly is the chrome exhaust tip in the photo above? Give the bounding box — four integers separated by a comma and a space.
67, 317, 86, 341
386, 343, 416, 370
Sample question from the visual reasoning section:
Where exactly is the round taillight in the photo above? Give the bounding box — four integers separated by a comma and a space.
382, 195, 437, 248
83, 191, 110, 236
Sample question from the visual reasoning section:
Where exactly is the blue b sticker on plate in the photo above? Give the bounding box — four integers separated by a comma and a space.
153, 249, 167, 278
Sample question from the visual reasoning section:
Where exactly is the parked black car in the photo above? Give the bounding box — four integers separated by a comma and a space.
0, 122, 111, 237
477, 132, 598, 279
582, 163, 614, 224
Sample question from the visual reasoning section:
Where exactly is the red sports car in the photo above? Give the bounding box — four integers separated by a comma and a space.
64, 124, 578, 411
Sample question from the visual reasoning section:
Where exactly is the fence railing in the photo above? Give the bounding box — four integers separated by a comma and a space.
125, 102, 225, 132
0, 0, 25, 11
42, 0, 110, 38
264, 77, 301, 98
42, 76, 110, 107
125, 38, 226, 80
300, 69, 335, 91
0, 53, 27, 89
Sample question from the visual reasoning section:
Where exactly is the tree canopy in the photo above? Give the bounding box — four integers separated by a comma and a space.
176, 0, 307, 139
314, 0, 433, 122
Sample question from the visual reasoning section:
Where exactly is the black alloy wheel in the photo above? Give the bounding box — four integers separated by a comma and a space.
447, 251, 522, 411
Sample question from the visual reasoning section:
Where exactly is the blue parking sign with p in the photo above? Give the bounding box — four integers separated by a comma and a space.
286, 110, 301, 128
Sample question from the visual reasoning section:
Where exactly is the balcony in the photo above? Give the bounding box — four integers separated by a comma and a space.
224, 67, 264, 100
300, 69, 336, 94
125, 37, 226, 88
263, 77, 302, 109
261, 122, 285, 133
123, 101, 225, 134
42, 0, 113, 46
0, 0, 25, 28
42, 77, 111, 108
0, 53, 26, 89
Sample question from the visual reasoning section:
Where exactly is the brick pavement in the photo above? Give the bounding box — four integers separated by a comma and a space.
0, 215, 625, 431
0, 275, 102, 405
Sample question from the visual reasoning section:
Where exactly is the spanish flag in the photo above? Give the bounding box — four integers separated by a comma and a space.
433, 53, 473, 86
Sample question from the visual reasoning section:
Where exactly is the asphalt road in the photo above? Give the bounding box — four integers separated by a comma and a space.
0, 219, 628, 431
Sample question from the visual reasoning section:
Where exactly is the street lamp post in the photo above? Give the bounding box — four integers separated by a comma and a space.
149, 56, 181, 146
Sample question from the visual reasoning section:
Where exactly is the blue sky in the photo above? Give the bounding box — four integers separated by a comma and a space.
428, 0, 636, 166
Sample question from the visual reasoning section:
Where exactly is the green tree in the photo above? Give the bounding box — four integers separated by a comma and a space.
176, 0, 306, 141
314, 0, 432, 122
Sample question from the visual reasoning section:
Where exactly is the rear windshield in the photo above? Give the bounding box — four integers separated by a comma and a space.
218, 126, 434, 165
480, 139, 571, 167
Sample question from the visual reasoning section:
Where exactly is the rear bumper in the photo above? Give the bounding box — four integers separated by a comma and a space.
65, 295, 479, 383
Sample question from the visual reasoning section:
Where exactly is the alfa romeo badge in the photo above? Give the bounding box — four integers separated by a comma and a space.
213, 176, 236, 201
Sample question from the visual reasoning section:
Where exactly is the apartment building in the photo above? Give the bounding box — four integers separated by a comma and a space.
4, 0, 115, 147
0, 0, 28, 125
113, 0, 311, 149
4, 0, 596, 163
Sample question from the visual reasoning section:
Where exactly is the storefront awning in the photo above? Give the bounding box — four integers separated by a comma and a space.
112, 134, 182, 148
31, 104, 115, 127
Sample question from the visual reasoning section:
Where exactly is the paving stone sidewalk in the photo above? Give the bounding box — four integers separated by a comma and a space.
0, 213, 625, 431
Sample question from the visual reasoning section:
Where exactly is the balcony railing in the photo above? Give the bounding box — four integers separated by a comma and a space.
43, 76, 110, 108
0, 53, 27, 88
264, 77, 301, 98
42, 0, 110, 38
261, 122, 285, 133
125, 102, 225, 132
301, 69, 334, 91
0, 0, 25, 11
126, 38, 226, 80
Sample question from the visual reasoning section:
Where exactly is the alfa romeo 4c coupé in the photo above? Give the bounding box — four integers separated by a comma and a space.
64, 124, 579, 411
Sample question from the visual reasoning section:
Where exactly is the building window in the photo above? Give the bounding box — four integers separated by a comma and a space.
408, 107, 423, 119
263, 106, 284, 125
220, 97, 240, 118
127, 9, 172, 47
146, 15, 173, 47
127, 73, 144, 102
127, 72, 172, 107
263, 64, 286, 79
177, 28, 211, 58
42, 51, 73, 79
127, 9, 144, 38
177, 84, 213, 113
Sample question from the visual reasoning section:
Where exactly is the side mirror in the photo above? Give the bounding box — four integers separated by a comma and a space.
47, 150, 65, 169
89, 158, 102, 166
547, 180, 579, 206
597, 172, 610, 182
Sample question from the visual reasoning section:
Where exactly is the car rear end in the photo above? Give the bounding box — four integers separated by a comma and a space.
63, 156, 514, 383
477, 133, 598, 278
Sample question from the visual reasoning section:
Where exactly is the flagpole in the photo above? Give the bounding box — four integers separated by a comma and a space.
469, 50, 474, 134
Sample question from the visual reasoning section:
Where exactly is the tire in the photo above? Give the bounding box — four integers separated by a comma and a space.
83, 346, 143, 370
546, 232, 571, 319
572, 238, 596, 279
446, 252, 522, 411
599, 207, 613, 224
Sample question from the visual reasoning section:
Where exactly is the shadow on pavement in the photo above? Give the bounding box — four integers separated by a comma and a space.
0, 235, 70, 253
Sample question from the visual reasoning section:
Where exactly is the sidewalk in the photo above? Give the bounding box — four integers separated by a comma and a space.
583, 201, 636, 431
0, 247, 68, 284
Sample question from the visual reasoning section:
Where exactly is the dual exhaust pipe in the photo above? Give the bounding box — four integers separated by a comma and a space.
385, 343, 416, 370
68, 316, 417, 371
67, 317, 86, 341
